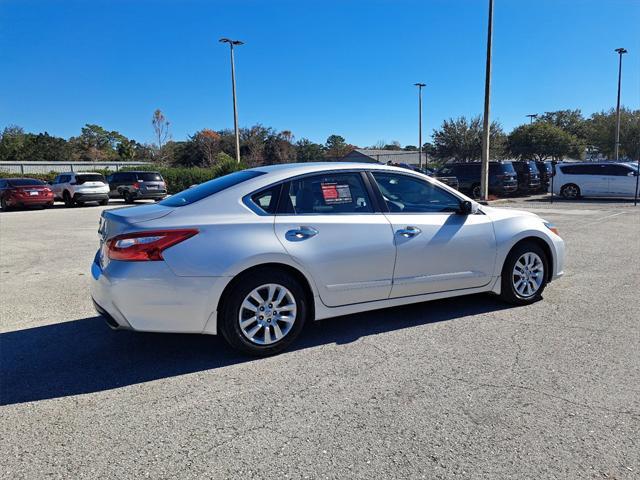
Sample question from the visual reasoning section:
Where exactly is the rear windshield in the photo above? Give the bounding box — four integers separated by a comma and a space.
136, 172, 163, 182
490, 163, 516, 174
160, 170, 265, 207
7, 178, 46, 186
75, 174, 106, 184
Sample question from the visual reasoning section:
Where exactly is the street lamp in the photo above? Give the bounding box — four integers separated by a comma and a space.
414, 83, 426, 170
480, 0, 494, 201
526, 113, 538, 124
614, 47, 627, 162
219, 37, 244, 163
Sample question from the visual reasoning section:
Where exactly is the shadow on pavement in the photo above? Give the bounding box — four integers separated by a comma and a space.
1, 294, 511, 406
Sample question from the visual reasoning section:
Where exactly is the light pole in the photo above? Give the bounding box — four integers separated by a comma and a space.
526, 113, 538, 124
614, 47, 627, 162
480, 0, 494, 201
414, 83, 426, 170
219, 37, 244, 163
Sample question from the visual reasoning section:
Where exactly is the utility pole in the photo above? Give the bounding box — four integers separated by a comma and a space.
220, 38, 244, 163
480, 0, 494, 201
614, 47, 627, 162
414, 83, 426, 170
526, 113, 538, 124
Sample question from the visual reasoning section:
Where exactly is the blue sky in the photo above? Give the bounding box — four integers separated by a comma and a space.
1, 0, 639, 147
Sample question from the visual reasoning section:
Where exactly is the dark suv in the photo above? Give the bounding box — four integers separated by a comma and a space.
436, 161, 518, 199
534, 161, 553, 192
511, 161, 541, 194
107, 171, 167, 203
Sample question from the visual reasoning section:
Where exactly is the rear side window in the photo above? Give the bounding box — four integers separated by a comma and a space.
283, 172, 373, 215
250, 184, 282, 215
136, 172, 163, 182
75, 174, 106, 184
160, 170, 265, 207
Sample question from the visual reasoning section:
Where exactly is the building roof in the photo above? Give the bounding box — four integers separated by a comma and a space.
342, 149, 425, 165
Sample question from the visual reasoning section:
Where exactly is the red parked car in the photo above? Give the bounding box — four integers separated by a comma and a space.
0, 178, 55, 211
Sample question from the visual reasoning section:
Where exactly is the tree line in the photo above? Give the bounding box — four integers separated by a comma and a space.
1, 107, 638, 167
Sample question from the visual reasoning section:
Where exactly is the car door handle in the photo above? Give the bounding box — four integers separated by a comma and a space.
286, 226, 319, 240
396, 226, 422, 238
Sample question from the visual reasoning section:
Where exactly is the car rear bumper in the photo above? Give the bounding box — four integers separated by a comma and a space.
134, 191, 167, 199
493, 184, 518, 195
7, 196, 54, 206
75, 192, 109, 202
90, 253, 227, 334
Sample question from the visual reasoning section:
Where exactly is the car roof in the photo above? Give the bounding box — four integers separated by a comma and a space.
250, 161, 421, 177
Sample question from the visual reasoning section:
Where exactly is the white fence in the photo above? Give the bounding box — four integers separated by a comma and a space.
0, 161, 152, 174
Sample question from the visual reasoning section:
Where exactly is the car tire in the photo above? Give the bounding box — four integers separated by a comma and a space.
99, 199, 109, 206
1, 197, 10, 212
124, 192, 134, 204
471, 183, 481, 199
219, 268, 308, 356
560, 183, 580, 199
63, 191, 75, 208
499, 241, 548, 305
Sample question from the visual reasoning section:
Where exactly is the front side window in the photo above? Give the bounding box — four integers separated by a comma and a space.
284, 172, 373, 215
372, 172, 461, 213
601, 164, 631, 176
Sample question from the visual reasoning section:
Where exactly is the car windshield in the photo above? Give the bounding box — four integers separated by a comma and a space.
137, 172, 163, 181
160, 170, 265, 207
7, 178, 46, 186
75, 174, 105, 184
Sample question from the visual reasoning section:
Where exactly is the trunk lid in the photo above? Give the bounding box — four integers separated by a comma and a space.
99, 204, 174, 240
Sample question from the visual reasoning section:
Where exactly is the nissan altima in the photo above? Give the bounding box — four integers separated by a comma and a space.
91, 163, 565, 355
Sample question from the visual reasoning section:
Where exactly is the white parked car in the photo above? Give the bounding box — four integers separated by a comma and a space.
553, 162, 639, 199
91, 163, 565, 355
51, 172, 110, 207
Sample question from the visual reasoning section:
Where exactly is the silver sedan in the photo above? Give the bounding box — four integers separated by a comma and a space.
91, 163, 565, 355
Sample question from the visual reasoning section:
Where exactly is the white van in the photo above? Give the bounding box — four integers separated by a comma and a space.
553, 162, 639, 199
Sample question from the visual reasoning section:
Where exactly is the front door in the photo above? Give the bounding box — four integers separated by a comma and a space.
274, 171, 396, 307
370, 171, 496, 298
602, 164, 636, 197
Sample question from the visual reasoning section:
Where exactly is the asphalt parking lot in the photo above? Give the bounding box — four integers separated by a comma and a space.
1, 199, 639, 479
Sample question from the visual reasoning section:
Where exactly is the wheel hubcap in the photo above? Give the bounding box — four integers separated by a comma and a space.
512, 252, 544, 298
238, 283, 297, 345
564, 186, 577, 198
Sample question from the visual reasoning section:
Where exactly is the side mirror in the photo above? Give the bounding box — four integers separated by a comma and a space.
458, 200, 474, 215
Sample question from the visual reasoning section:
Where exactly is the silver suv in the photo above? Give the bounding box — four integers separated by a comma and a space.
51, 172, 110, 207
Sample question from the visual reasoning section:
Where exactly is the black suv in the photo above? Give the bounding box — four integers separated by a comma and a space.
106, 171, 167, 203
436, 161, 518, 198
511, 161, 541, 194
534, 160, 553, 192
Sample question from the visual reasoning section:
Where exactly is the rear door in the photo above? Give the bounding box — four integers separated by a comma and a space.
136, 172, 166, 194
274, 171, 396, 307
370, 171, 496, 297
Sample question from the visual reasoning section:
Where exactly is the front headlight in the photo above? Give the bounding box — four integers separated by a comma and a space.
544, 221, 560, 236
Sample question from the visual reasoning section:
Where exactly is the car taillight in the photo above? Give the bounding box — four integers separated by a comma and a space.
132, 182, 140, 189
107, 229, 198, 261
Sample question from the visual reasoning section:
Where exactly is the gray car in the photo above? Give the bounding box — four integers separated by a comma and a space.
106, 171, 167, 203
91, 163, 565, 356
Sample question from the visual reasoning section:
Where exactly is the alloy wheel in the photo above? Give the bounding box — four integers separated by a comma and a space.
562, 185, 578, 199
512, 252, 544, 298
238, 283, 297, 345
